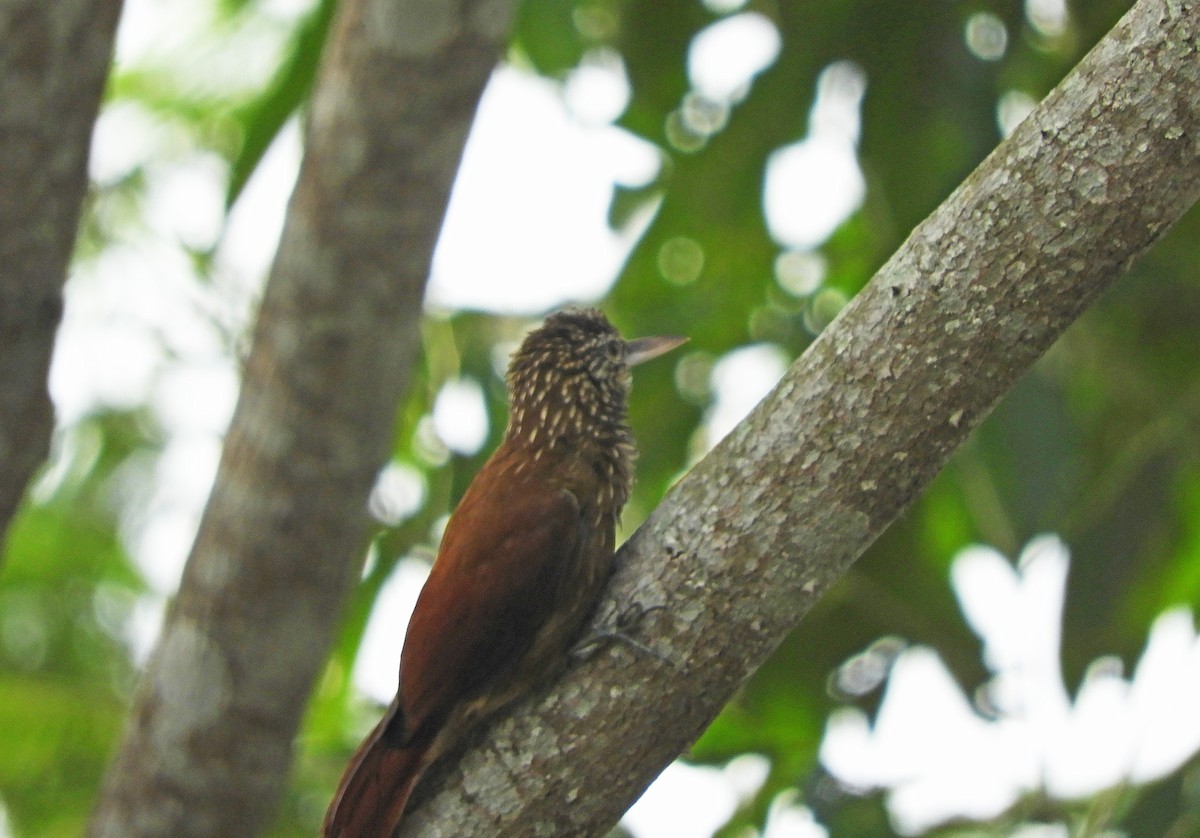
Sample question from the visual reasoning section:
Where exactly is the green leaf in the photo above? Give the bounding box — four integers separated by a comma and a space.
225, 0, 339, 208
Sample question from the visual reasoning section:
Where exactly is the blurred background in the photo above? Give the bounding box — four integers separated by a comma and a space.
4, 0, 1200, 835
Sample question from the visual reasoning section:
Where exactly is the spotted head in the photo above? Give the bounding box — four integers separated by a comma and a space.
504, 308, 686, 453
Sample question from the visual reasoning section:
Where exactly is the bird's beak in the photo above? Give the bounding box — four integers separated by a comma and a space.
625, 334, 689, 367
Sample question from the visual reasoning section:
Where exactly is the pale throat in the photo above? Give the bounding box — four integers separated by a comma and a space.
504, 364, 636, 510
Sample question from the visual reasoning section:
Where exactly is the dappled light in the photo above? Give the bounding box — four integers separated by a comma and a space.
822, 537, 1200, 834
997, 90, 1040, 138
703, 344, 789, 449
657, 236, 706, 286
965, 12, 1009, 62
430, 379, 489, 456
624, 756, 770, 838
428, 64, 659, 312
563, 47, 631, 126
353, 557, 431, 705
764, 62, 867, 251
1026, 0, 1071, 39
367, 463, 426, 528
663, 11, 781, 153
687, 13, 782, 103
3, 0, 1196, 835
774, 250, 827, 298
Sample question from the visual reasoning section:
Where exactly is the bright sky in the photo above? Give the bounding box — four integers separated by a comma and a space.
822, 536, 1200, 835
43, 0, 1189, 836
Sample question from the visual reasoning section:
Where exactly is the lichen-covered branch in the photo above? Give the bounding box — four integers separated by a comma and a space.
87, 1, 515, 835
0, 0, 122, 555
399, 0, 1200, 833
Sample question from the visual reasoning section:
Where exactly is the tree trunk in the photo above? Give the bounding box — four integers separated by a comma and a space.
86, 0, 515, 835
0, 0, 122, 555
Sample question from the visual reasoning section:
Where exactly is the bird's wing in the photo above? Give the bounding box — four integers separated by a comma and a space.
395, 472, 587, 743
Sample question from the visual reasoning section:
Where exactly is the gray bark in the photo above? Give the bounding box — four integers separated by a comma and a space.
0, 0, 123, 554
398, 0, 1200, 834
87, 0, 515, 835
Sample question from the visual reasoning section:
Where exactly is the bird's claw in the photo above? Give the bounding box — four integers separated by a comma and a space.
569, 602, 673, 665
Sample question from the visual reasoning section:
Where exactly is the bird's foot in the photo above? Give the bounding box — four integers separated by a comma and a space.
570, 603, 673, 665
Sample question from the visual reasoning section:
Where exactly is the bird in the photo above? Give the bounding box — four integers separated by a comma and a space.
322, 308, 686, 837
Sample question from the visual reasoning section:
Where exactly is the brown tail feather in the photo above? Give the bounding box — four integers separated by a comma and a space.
323, 706, 428, 838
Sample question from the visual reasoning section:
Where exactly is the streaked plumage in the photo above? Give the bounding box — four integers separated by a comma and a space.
323, 309, 683, 837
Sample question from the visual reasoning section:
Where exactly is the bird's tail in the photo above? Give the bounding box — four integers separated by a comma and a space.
323, 702, 428, 838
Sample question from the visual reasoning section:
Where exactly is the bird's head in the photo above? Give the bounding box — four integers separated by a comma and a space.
504, 308, 686, 448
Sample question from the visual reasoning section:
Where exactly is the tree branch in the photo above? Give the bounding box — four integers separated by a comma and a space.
87, 1, 515, 835
399, 0, 1200, 833
0, 0, 122, 554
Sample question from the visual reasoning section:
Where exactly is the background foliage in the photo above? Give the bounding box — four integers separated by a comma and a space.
5, 0, 1200, 835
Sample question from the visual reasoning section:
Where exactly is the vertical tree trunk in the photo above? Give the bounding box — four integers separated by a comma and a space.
87, 1, 515, 835
0, 0, 123, 554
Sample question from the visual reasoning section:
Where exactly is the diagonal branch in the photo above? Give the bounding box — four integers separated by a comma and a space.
399, 0, 1200, 833
87, 1, 516, 835
0, 0, 123, 556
